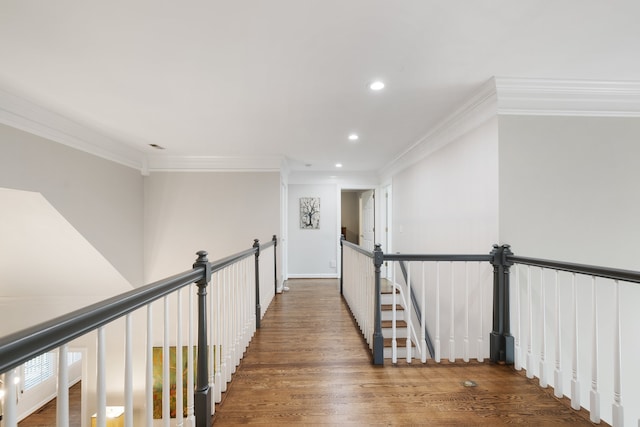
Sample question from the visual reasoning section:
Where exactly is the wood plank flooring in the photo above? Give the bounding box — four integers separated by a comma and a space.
18, 279, 601, 426
213, 278, 600, 426
18, 381, 81, 427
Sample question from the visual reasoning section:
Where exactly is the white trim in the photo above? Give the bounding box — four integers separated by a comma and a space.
286, 273, 339, 279
379, 78, 497, 181
495, 77, 640, 117
0, 88, 145, 170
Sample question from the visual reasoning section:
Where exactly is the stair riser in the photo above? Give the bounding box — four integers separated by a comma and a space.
382, 328, 408, 339
381, 311, 405, 321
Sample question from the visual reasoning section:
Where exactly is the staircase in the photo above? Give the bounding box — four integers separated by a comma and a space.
380, 280, 414, 360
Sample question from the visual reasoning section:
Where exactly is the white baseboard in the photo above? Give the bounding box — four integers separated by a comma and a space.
286, 273, 339, 279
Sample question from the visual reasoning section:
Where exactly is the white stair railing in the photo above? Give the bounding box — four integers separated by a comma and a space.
509, 256, 640, 427
0, 238, 278, 427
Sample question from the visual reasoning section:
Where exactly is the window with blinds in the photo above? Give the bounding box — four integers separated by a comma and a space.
23, 353, 54, 390
22, 351, 82, 391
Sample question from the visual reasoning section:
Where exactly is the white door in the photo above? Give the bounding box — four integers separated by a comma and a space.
359, 190, 375, 251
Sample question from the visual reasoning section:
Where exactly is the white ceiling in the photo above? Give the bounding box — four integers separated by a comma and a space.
1, 1, 640, 173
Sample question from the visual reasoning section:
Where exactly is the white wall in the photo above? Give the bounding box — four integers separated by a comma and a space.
392, 116, 499, 254
287, 183, 338, 277
499, 115, 640, 426
0, 123, 144, 286
144, 171, 280, 282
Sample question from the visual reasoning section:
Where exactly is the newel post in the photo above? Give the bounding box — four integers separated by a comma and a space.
489, 244, 514, 364
193, 251, 212, 427
254, 239, 261, 329
373, 244, 385, 365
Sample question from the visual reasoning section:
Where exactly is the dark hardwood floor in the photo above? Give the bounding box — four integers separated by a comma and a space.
213, 278, 600, 426
18, 279, 602, 426
18, 381, 81, 427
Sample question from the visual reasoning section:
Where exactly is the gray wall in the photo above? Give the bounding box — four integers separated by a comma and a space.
499, 115, 640, 270
144, 171, 280, 282
0, 123, 144, 285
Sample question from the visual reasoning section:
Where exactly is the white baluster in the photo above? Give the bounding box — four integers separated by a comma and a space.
186, 285, 195, 426
464, 262, 469, 363
435, 261, 441, 363
421, 262, 427, 363
406, 262, 412, 363
146, 304, 154, 427
163, 297, 170, 426
514, 264, 521, 371
4, 369, 18, 426
208, 273, 215, 416
526, 266, 533, 379
215, 271, 223, 403
477, 261, 484, 363
571, 273, 580, 411
125, 314, 133, 427
589, 276, 600, 423
97, 327, 107, 427
224, 267, 232, 384
176, 289, 184, 426
449, 262, 455, 363
539, 268, 547, 388
612, 280, 623, 427
553, 270, 563, 398
57, 344, 69, 427
392, 261, 397, 364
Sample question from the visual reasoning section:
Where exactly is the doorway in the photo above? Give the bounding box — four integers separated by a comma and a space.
340, 189, 375, 251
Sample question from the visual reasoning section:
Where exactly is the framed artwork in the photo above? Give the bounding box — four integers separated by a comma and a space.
152, 346, 197, 419
300, 197, 320, 229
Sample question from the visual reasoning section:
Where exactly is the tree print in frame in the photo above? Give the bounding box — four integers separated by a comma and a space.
300, 197, 320, 229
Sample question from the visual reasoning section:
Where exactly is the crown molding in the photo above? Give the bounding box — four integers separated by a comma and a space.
379, 78, 498, 182
0, 88, 145, 170
146, 155, 284, 172
495, 77, 640, 117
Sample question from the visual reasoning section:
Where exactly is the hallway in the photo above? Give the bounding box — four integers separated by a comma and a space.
213, 279, 597, 426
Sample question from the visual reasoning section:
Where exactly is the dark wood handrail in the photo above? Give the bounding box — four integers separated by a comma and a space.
508, 255, 640, 284
0, 245, 262, 374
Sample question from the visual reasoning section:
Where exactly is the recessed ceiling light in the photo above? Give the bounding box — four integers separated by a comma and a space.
335, 163, 343, 168
348, 134, 359, 141
369, 81, 385, 91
